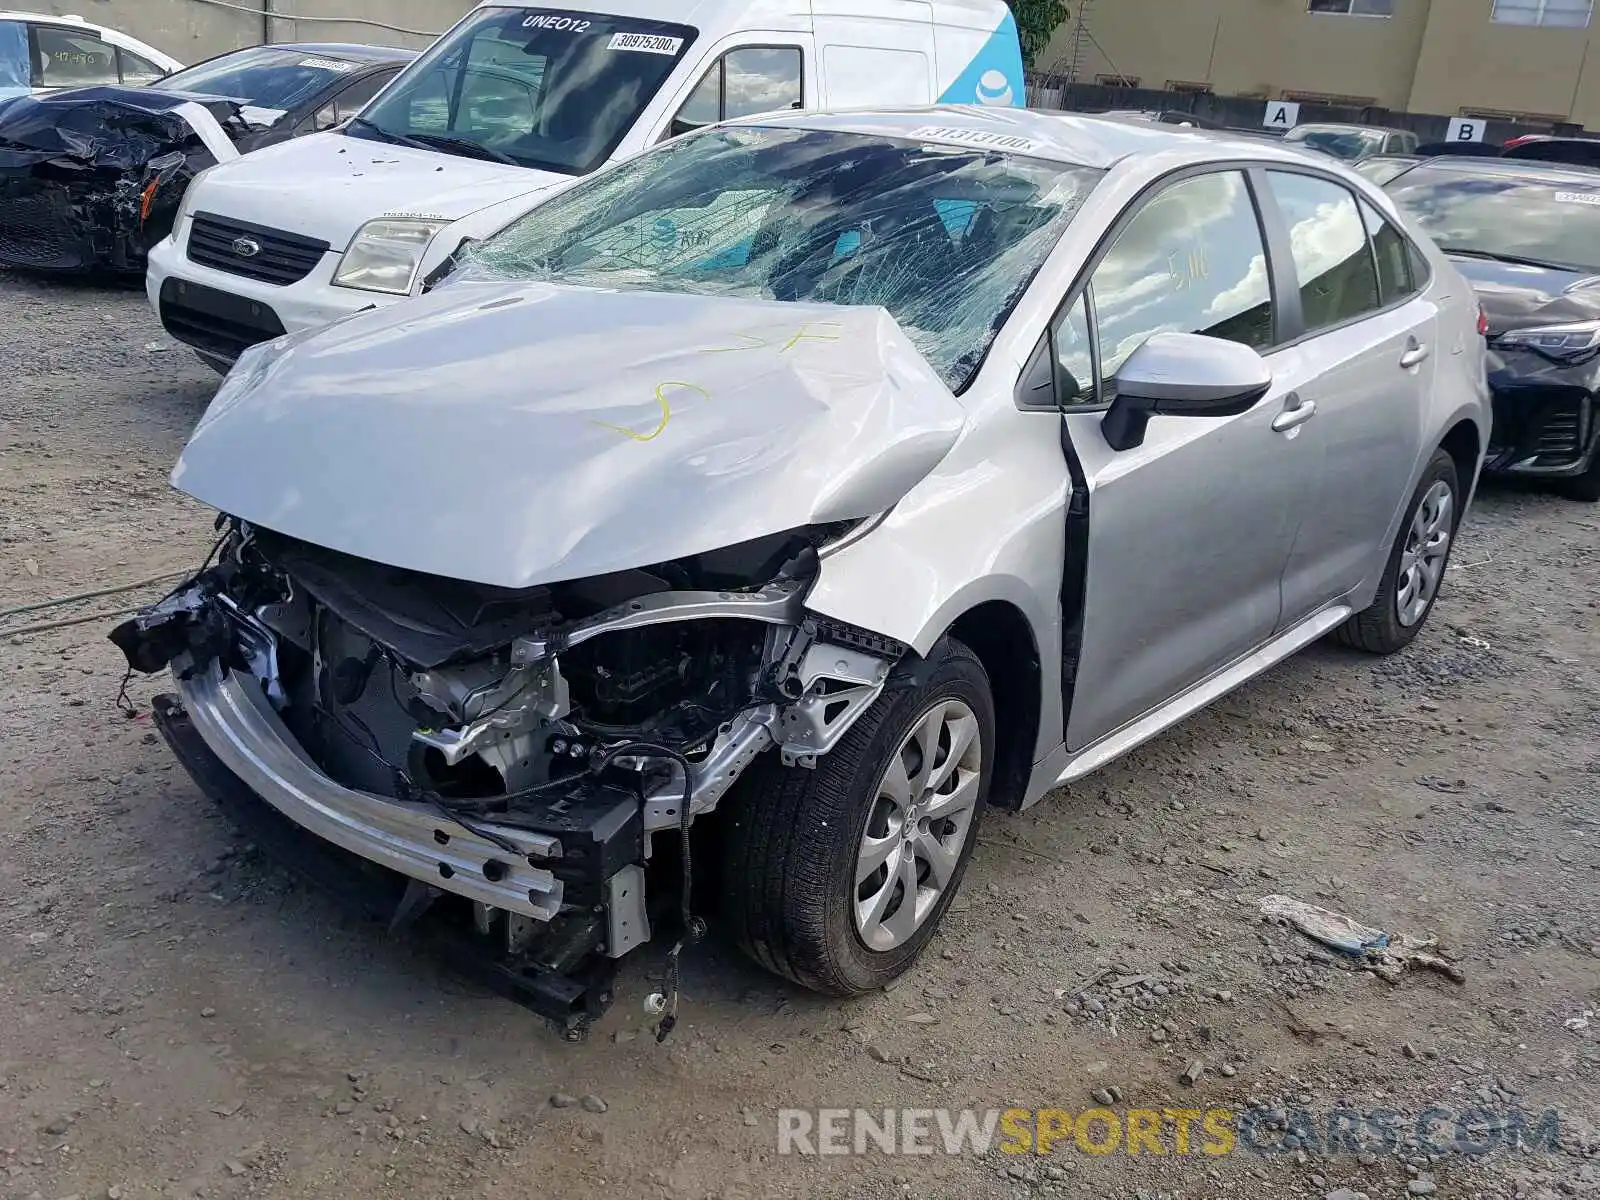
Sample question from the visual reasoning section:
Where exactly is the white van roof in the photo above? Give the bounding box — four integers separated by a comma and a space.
464, 0, 1013, 34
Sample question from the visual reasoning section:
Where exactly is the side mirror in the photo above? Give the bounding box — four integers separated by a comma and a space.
1101, 331, 1271, 451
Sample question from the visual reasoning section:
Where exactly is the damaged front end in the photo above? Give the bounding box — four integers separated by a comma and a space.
113, 520, 904, 1035
0, 88, 246, 272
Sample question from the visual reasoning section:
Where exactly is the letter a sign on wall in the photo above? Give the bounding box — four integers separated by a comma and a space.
1264, 100, 1300, 130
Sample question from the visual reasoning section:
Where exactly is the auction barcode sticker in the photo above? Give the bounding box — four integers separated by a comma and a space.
608, 32, 683, 54
1553, 191, 1600, 206
910, 125, 1040, 153
298, 56, 355, 72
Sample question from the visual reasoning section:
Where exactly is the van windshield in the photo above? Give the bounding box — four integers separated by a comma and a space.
349, 6, 696, 175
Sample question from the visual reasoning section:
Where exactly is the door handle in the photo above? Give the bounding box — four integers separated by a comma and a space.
1271, 395, 1317, 433
1399, 341, 1431, 369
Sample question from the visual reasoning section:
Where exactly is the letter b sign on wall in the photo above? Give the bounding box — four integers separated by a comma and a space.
1446, 117, 1487, 143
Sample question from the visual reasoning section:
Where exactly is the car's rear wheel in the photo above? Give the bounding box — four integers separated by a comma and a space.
720, 639, 993, 996
1336, 447, 1460, 654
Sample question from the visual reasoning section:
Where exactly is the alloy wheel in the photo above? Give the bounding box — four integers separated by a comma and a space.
1396, 479, 1454, 628
854, 699, 983, 951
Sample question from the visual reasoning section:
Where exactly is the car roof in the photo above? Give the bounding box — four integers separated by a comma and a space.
735, 104, 1350, 171
1290, 123, 1408, 136
462, 0, 1011, 34
1400, 156, 1600, 186
232, 41, 418, 65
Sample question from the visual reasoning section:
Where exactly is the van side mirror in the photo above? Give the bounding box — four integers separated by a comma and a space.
1101, 332, 1271, 452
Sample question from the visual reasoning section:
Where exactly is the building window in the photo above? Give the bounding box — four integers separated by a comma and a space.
1491, 0, 1594, 26
1308, 0, 1395, 14
1095, 73, 1140, 87
1168, 80, 1213, 94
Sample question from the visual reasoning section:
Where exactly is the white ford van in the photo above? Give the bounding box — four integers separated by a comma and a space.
145, 0, 1024, 370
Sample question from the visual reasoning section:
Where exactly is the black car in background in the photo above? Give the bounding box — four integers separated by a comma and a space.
1386, 158, 1600, 501
0, 42, 413, 273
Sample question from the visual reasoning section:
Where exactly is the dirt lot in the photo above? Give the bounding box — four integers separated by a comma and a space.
1, 270, 1597, 1200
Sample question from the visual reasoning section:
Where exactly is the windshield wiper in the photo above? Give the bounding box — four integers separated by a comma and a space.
401, 132, 518, 166
1440, 246, 1581, 273
346, 115, 442, 156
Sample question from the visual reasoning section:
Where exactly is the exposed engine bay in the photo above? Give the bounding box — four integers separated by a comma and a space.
0, 89, 250, 273
113, 518, 906, 1035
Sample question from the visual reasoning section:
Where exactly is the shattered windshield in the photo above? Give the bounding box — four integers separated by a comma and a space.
349, 6, 695, 174
468, 126, 1104, 390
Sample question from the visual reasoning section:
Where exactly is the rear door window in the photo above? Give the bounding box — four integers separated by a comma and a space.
33, 26, 120, 88
1266, 171, 1382, 332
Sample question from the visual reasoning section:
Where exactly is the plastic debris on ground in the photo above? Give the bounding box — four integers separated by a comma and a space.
1259, 895, 1466, 985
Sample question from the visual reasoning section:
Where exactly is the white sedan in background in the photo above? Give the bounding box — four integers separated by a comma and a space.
0, 11, 180, 100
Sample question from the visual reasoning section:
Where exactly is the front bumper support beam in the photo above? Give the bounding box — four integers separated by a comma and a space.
152, 693, 617, 1036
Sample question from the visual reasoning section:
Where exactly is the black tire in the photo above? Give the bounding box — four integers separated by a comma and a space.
1556, 455, 1600, 502
1335, 447, 1461, 654
719, 638, 994, 996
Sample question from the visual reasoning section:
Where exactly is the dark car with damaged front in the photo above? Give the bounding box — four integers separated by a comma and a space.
0, 42, 412, 273
1387, 158, 1600, 500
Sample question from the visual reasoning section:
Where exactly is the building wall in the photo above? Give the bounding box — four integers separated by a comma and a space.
1042, 0, 1600, 128
1409, 1, 1600, 124
21, 0, 475, 62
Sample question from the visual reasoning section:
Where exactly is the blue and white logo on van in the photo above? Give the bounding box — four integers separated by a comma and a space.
938, 10, 1025, 108
975, 69, 1013, 106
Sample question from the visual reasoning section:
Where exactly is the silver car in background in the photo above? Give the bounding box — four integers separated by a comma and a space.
115, 107, 1489, 1032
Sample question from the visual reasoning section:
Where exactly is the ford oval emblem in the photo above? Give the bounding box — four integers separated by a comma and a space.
232, 236, 262, 258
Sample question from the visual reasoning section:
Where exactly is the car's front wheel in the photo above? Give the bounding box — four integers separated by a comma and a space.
1336, 447, 1461, 654
720, 639, 993, 996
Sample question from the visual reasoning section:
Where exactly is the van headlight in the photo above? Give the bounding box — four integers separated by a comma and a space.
332, 217, 451, 295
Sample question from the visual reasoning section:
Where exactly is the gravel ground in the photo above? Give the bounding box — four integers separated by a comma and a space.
1, 270, 1597, 1200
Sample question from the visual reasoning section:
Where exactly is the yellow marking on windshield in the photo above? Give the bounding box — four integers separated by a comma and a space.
592, 381, 710, 442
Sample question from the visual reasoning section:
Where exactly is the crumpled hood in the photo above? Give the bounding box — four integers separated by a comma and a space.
1449, 255, 1600, 334
0, 86, 241, 168
173, 282, 967, 589
186, 131, 559, 246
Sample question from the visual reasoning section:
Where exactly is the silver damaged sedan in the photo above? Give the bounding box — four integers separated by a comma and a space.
114, 107, 1491, 1032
